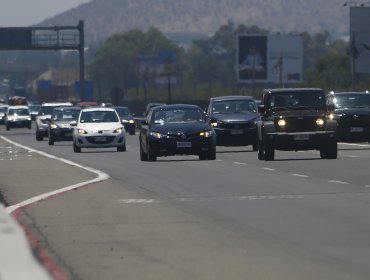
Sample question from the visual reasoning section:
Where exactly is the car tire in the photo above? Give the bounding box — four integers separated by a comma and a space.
199, 153, 207, 160
117, 144, 126, 152
207, 151, 216, 160
28, 124, 31, 130
73, 141, 81, 153
48, 137, 54, 145
129, 130, 135, 135
140, 142, 147, 161
36, 130, 43, 141
257, 140, 264, 160
6, 125, 10, 131
261, 137, 274, 161
320, 141, 337, 159
252, 142, 258, 151
147, 142, 157, 161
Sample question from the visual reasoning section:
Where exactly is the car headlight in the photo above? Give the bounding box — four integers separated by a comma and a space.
150, 132, 164, 139
199, 130, 214, 137
128, 120, 135, 124
77, 128, 88, 135
211, 122, 218, 127
50, 124, 59, 129
328, 113, 342, 120
7, 117, 14, 121
316, 118, 325, 126
113, 127, 124, 133
277, 119, 286, 127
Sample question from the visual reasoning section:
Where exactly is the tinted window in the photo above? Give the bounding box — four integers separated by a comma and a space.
332, 94, 370, 108
267, 91, 326, 109
152, 108, 205, 124
212, 100, 256, 114
80, 111, 119, 123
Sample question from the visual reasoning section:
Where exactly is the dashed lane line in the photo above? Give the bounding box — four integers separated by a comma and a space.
328, 180, 349, 185
291, 173, 309, 178
234, 162, 247, 166
261, 167, 275, 171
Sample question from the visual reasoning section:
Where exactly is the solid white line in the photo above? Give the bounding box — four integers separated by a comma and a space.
1, 136, 110, 214
262, 167, 275, 171
339, 142, 370, 147
347, 155, 359, 158
328, 180, 349, 185
291, 173, 309, 178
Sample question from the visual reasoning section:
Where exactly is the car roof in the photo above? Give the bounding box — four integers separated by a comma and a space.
263, 88, 324, 94
210, 95, 255, 102
53, 106, 81, 111
8, 105, 29, 109
152, 104, 201, 111
41, 102, 73, 106
81, 107, 116, 112
329, 91, 369, 95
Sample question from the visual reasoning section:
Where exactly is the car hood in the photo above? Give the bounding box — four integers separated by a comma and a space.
334, 107, 370, 115
77, 122, 122, 131
37, 115, 51, 120
211, 113, 260, 122
53, 121, 75, 127
120, 116, 134, 121
152, 122, 211, 134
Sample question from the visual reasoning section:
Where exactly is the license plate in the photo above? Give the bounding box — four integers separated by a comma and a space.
294, 134, 309, 140
350, 127, 363, 133
177, 142, 192, 148
95, 137, 107, 142
230, 129, 243, 135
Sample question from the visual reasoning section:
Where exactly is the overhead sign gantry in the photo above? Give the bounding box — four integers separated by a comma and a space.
0, 20, 86, 100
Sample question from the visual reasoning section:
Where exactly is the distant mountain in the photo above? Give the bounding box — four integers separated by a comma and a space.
38, 0, 350, 44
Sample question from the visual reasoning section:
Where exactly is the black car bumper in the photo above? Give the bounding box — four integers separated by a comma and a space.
148, 136, 216, 157
50, 128, 74, 141
123, 123, 135, 134
266, 131, 337, 150
337, 126, 370, 142
7, 120, 31, 128
214, 127, 257, 146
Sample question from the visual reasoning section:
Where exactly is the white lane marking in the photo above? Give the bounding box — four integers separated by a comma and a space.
215, 159, 223, 162
365, 185, 370, 188
328, 180, 349, 185
117, 194, 309, 204
1, 136, 110, 214
262, 167, 275, 171
234, 162, 247, 166
347, 155, 359, 158
339, 142, 370, 147
291, 173, 309, 178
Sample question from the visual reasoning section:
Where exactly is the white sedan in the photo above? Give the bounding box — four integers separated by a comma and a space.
71, 107, 126, 153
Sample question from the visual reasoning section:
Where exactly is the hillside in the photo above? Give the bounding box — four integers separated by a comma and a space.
39, 0, 349, 44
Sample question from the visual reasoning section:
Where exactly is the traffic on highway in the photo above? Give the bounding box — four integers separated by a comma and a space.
1, 91, 370, 279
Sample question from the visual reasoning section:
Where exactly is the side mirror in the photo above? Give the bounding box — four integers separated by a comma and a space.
70, 121, 77, 127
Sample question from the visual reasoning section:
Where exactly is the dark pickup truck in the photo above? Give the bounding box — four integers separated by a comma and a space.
257, 88, 338, 161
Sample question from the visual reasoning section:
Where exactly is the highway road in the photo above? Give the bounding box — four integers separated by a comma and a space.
1, 125, 370, 280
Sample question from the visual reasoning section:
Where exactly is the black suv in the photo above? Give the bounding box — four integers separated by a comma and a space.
257, 88, 337, 160
326, 91, 370, 142
206, 96, 260, 149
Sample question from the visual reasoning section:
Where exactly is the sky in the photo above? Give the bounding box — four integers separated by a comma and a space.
0, 0, 91, 27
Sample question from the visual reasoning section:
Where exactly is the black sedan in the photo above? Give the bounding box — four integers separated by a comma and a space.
48, 106, 81, 145
327, 91, 370, 142
206, 96, 260, 150
114, 106, 135, 135
139, 104, 216, 161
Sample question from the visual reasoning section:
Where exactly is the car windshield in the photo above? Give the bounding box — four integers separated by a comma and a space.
80, 111, 119, 123
8, 108, 29, 116
29, 105, 40, 112
268, 91, 326, 110
0, 107, 7, 113
115, 107, 131, 117
332, 94, 370, 108
212, 100, 257, 114
153, 108, 205, 124
39, 106, 56, 115
53, 109, 80, 121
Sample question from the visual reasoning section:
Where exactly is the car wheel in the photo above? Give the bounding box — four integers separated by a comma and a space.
199, 153, 207, 160
207, 151, 216, 160
263, 138, 274, 161
48, 137, 54, 146
73, 141, 81, 153
257, 140, 264, 160
252, 142, 258, 152
117, 143, 126, 152
36, 130, 43, 141
320, 140, 337, 159
140, 142, 147, 161
129, 130, 135, 135
6, 125, 10, 131
147, 142, 157, 161
28, 124, 31, 129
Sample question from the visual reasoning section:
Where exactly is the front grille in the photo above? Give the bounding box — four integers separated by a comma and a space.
276, 116, 320, 132
86, 136, 115, 144
219, 122, 254, 129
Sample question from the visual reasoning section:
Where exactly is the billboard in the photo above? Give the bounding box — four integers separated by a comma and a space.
237, 34, 303, 84
350, 7, 370, 74
0, 28, 32, 49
